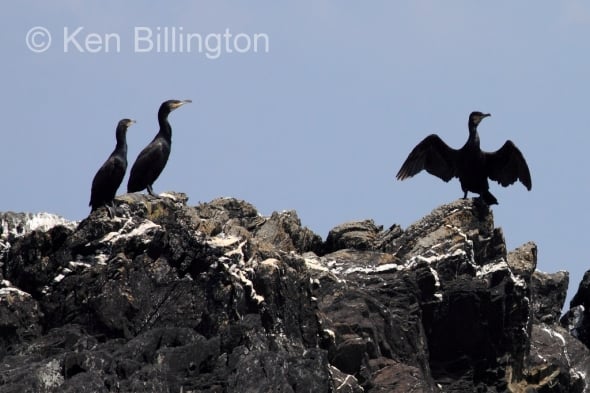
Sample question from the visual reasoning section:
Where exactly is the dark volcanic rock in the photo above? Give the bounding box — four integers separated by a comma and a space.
0, 195, 586, 392
562, 270, 590, 350
0, 212, 76, 241
324, 219, 403, 254
0, 284, 43, 355
532, 270, 569, 324
0, 212, 76, 285
311, 199, 567, 392
507, 241, 537, 282
324, 219, 383, 252
524, 324, 590, 393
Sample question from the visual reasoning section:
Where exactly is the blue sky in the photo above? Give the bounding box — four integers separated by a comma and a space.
2, 2, 589, 306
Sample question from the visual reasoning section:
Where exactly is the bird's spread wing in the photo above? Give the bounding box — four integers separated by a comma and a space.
485, 140, 532, 190
396, 134, 458, 182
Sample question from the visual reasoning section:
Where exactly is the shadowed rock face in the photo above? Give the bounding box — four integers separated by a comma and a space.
562, 271, 590, 352
0, 194, 587, 392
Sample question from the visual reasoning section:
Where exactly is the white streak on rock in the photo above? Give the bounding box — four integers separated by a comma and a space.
101, 220, 160, 244
0, 286, 31, 298
206, 234, 241, 249
69, 261, 91, 269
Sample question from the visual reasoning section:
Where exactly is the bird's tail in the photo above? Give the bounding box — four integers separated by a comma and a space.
481, 190, 498, 205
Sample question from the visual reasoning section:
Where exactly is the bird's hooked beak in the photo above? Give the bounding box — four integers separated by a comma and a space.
127, 119, 137, 127
477, 113, 491, 125
171, 99, 192, 111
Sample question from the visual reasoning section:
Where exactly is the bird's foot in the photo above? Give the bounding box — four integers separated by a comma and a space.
473, 196, 498, 207
106, 204, 116, 219
146, 186, 158, 197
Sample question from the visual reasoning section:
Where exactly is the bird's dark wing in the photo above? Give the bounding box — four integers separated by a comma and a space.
485, 140, 532, 190
127, 140, 169, 192
90, 156, 126, 207
396, 134, 459, 182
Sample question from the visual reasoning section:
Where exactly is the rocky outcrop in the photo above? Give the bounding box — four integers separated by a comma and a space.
562, 271, 590, 351
531, 270, 568, 325
0, 194, 588, 392
0, 212, 77, 276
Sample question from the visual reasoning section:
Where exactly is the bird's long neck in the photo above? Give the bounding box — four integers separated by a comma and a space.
115, 127, 127, 155
467, 121, 480, 148
157, 112, 172, 142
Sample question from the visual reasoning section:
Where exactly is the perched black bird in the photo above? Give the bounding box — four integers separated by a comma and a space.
396, 111, 531, 205
127, 99, 191, 196
89, 118, 136, 213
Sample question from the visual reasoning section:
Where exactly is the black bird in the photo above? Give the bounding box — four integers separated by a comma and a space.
127, 99, 191, 196
89, 118, 136, 213
396, 111, 531, 205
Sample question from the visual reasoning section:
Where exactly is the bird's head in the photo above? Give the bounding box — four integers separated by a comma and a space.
116, 119, 136, 134
469, 111, 491, 128
118, 118, 136, 129
159, 99, 192, 117
115, 119, 135, 142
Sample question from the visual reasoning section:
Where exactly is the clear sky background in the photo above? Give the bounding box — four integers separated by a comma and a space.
2, 2, 588, 308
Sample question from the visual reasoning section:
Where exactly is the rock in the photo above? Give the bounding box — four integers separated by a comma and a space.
521, 324, 590, 393
508, 242, 570, 326
324, 219, 382, 252
0, 212, 77, 240
0, 283, 43, 355
312, 199, 531, 392
3, 224, 73, 297
562, 270, 590, 349
381, 199, 501, 260
324, 219, 403, 254
532, 270, 569, 324
0, 195, 585, 392
252, 210, 323, 255
507, 241, 537, 282
0, 212, 77, 283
